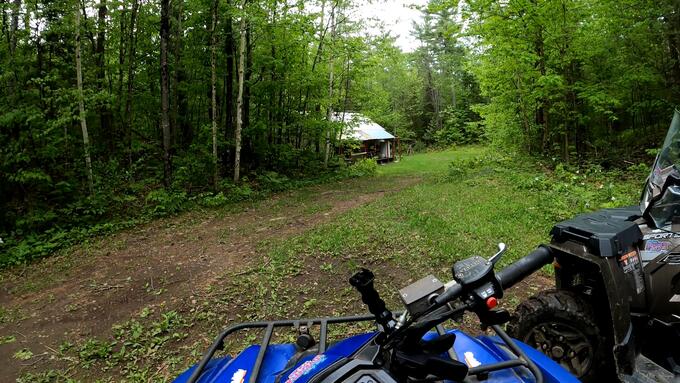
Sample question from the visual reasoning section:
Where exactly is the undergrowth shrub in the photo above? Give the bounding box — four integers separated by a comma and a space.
446, 152, 511, 179
145, 190, 187, 216
346, 159, 378, 178
256, 171, 292, 192
514, 160, 644, 221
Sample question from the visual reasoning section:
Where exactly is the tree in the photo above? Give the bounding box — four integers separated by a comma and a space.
234, 0, 247, 183
96, 0, 113, 151
160, 0, 172, 187
210, 0, 219, 188
124, 0, 139, 165
223, 0, 235, 172
324, 2, 336, 167
75, 4, 95, 194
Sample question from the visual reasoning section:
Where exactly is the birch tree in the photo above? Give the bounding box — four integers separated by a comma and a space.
233, 0, 247, 183
324, 2, 336, 167
75, 6, 95, 194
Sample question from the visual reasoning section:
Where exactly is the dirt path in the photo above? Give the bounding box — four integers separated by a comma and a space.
0, 173, 555, 382
0, 177, 420, 381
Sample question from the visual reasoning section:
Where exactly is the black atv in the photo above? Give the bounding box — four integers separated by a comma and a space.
508, 110, 680, 382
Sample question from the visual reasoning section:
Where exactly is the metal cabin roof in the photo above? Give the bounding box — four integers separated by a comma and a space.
333, 112, 395, 141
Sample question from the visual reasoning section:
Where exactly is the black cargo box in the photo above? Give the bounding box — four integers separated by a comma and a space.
550, 206, 642, 257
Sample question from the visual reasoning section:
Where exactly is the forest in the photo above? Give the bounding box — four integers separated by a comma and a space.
1, 0, 679, 266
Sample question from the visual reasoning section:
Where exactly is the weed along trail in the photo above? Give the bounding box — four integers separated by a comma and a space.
0, 147, 641, 382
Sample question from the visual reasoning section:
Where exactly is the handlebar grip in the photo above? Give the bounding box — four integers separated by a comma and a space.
496, 246, 553, 290
349, 269, 394, 330
431, 282, 463, 308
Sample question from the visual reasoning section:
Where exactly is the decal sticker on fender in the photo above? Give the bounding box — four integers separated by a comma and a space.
285, 355, 327, 383
645, 240, 672, 252
641, 240, 672, 261
463, 352, 481, 368
231, 369, 247, 383
619, 250, 645, 294
643, 232, 680, 240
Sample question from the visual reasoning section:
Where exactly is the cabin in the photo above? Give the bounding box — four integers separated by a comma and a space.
333, 112, 397, 163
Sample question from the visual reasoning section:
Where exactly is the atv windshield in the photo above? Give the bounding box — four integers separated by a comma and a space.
641, 110, 680, 221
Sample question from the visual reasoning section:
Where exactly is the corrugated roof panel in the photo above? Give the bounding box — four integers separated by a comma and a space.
333, 112, 395, 141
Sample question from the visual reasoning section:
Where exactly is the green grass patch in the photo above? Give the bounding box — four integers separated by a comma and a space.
378, 146, 487, 177
266, 147, 642, 282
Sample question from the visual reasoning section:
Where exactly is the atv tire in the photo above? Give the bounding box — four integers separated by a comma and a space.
507, 289, 615, 383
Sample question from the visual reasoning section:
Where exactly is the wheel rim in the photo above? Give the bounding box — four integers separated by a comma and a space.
522, 321, 594, 377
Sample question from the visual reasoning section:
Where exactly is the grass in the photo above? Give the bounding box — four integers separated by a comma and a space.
377, 146, 485, 177
7, 146, 646, 382
262, 147, 642, 281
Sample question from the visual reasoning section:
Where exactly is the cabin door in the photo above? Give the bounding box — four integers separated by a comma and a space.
380, 141, 391, 159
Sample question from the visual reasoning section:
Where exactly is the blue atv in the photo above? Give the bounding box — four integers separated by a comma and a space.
175, 244, 579, 383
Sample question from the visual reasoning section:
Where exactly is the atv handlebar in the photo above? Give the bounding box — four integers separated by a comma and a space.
432, 245, 553, 311
496, 245, 553, 290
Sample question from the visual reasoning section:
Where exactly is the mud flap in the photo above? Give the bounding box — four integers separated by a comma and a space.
613, 323, 635, 375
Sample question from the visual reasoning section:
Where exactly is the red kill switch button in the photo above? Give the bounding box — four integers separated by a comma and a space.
486, 297, 498, 309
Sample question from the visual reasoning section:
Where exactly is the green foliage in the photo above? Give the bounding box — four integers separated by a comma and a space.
78, 338, 115, 368
447, 152, 510, 179
255, 171, 293, 192
461, 0, 676, 161
0, 220, 138, 268
346, 159, 378, 178
13, 348, 33, 360
145, 190, 188, 216
16, 370, 76, 383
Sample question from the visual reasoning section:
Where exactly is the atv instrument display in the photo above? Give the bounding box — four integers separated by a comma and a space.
510, 110, 680, 383
174, 244, 578, 383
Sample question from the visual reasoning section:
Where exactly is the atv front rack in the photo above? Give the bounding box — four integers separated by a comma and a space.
186, 313, 379, 383
187, 315, 545, 383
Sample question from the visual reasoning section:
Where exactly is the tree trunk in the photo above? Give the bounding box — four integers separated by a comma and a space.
234, 0, 247, 183
210, 0, 219, 188
301, 0, 327, 118
535, 28, 549, 152
173, 0, 190, 149
96, 0, 113, 153
76, 8, 95, 194
124, 0, 139, 167
9, 0, 18, 55
160, 0, 172, 187
324, 3, 336, 167
8, 0, 19, 88
244, 25, 251, 133
223, 0, 235, 172
117, 7, 127, 122
1, 2, 7, 46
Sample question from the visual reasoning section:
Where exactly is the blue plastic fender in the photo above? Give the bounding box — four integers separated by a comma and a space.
174, 331, 580, 383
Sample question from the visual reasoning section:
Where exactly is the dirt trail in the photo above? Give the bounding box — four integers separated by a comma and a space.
0, 174, 555, 381
0, 177, 416, 381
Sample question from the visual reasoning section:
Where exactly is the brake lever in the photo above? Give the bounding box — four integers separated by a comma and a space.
488, 242, 507, 265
